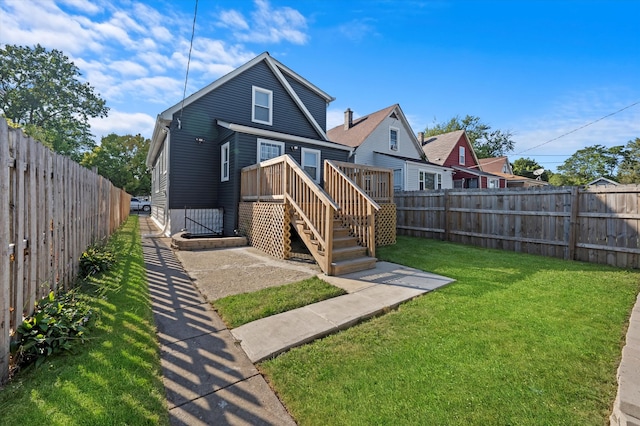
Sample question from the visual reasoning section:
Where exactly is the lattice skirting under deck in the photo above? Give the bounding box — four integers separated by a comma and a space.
238, 202, 291, 259
376, 203, 396, 246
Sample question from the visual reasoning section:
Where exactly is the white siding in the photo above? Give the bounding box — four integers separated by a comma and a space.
356, 116, 423, 165
405, 162, 454, 190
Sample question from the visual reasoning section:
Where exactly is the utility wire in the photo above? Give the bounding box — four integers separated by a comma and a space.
516, 100, 640, 156
179, 0, 199, 123
468, 100, 640, 171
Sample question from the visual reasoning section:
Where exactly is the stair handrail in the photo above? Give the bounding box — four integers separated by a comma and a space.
242, 154, 338, 273
324, 160, 381, 258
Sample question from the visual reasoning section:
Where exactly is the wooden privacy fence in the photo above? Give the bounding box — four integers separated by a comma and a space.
396, 186, 640, 269
1, 118, 130, 383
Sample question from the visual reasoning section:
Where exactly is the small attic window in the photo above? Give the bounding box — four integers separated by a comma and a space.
389, 127, 399, 151
252, 86, 272, 125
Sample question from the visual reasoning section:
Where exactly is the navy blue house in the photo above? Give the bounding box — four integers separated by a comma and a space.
146, 52, 353, 236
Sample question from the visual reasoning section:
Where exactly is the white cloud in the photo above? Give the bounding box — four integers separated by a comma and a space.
338, 18, 378, 43
59, 0, 101, 14
219, 0, 308, 45
510, 90, 640, 169
108, 60, 149, 77
89, 110, 156, 141
218, 10, 249, 30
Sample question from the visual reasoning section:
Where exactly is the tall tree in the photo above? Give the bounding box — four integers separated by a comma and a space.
555, 144, 623, 185
617, 137, 640, 184
511, 157, 549, 181
81, 134, 151, 195
423, 115, 515, 158
0, 44, 109, 160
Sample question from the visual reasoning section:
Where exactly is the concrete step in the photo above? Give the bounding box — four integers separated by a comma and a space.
331, 256, 377, 275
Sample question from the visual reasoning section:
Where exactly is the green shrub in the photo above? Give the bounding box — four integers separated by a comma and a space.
79, 241, 115, 278
10, 290, 92, 369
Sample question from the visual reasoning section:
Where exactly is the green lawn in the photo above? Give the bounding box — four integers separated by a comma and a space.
0, 216, 168, 426
260, 236, 639, 425
213, 276, 346, 328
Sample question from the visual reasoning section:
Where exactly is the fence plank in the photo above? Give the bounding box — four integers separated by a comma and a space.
0, 118, 130, 384
396, 186, 640, 270
0, 120, 11, 383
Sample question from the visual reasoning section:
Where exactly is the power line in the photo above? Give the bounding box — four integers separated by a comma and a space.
178, 0, 199, 124
516, 100, 640, 156
472, 100, 640, 171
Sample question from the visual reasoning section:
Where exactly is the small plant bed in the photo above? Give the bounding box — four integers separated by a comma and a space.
213, 277, 346, 328
0, 216, 168, 425
260, 236, 640, 425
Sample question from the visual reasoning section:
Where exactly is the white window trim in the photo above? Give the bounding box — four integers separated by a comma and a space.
256, 138, 285, 162
488, 178, 499, 188
419, 169, 441, 190
221, 142, 230, 182
252, 86, 273, 125
301, 147, 321, 183
459, 146, 465, 165
389, 126, 399, 151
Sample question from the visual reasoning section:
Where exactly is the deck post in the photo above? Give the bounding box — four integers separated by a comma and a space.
325, 203, 334, 274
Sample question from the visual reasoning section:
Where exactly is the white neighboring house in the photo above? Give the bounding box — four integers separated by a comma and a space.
327, 104, 454, 191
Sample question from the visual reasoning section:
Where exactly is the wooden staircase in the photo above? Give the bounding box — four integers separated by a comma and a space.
241, 155, 389, 276
292, 214, 376, 276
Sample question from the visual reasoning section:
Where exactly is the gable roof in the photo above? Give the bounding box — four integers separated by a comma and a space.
587, 177, 619, 186
478, 156, 509, 174
327, 104, 426, 160
148, 52, 334, 166
327, 105, 397, 148
421, 130, 480, 167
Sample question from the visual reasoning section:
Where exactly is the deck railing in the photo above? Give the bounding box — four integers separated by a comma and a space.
324, 160, 381, 257
241, 155, 338, 272
330, 160, 394, 204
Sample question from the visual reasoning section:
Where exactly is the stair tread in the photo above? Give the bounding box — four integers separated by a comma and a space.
331, 256, 376, 266
332, 246, 366, 254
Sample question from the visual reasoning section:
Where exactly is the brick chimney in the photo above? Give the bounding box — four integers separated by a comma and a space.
344, 108, 353, 130
418, 132, 424, 144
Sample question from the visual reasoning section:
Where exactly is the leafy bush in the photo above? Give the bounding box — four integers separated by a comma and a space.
79, 241, 115, 278
10, 291, 92, 368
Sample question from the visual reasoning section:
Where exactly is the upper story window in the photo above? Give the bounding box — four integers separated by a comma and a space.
252, 86, 273, 125
389, 127, 399, 151
221, 142, 230, 182
459, 146, 465, 165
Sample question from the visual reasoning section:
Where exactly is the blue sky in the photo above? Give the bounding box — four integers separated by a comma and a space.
1, 0, 639, 171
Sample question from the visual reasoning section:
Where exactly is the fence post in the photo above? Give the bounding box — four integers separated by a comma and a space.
444, 189, 451, 241
567, 186, 580, 261
0, 119, 11, 384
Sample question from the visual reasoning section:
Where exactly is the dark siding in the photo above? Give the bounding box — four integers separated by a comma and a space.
150, 138, 167, 211
183, 61, 322, 140
168, 115, 218, 209
283, 74, 327, 132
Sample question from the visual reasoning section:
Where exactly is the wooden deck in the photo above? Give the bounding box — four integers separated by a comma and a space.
240, 155, 395, 275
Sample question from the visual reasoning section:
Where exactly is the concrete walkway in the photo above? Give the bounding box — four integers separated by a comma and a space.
232, 263, 455, 363
139, 215, 455, 425
139, 217, 296, 425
